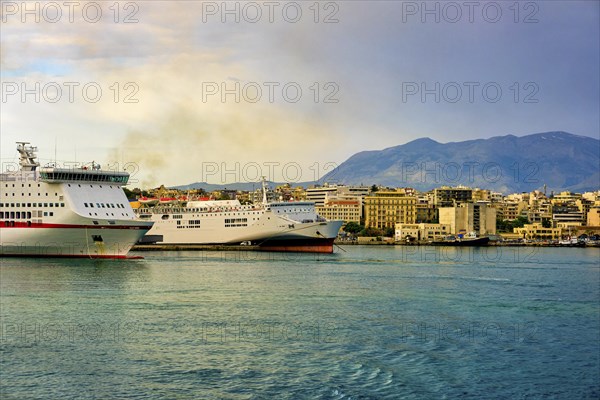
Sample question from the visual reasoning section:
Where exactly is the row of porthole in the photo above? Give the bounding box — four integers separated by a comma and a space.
6, 183, 41, 187
1, 211, 53, 219
0, 202, 64, 208
4, 193, 56, 197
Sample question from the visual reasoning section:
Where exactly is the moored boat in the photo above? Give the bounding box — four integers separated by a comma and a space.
0, 142, 154, 258
431, 232, 490, 246
135, 178, 343, 253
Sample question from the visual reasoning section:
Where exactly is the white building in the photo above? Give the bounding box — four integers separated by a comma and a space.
395, 223, 451, 242
439, 203, 497, 235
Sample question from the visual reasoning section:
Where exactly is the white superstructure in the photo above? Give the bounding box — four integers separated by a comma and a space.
0, 142, 153, 258
136, 180, 343, 253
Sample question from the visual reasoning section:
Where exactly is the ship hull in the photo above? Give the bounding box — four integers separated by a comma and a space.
140, 204, 343, 253
0, 222, 152, 258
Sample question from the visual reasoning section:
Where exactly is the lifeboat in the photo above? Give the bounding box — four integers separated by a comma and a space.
138, 196, 159, 205
159, 197, 178, 205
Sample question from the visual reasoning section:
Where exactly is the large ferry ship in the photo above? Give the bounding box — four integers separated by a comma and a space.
0, 142, 153, 258
135, 180, 343, 253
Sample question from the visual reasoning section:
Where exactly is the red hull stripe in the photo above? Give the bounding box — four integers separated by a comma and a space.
0, 222, 151, 230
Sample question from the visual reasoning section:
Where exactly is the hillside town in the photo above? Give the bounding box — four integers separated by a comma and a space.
126, 183, 600, 245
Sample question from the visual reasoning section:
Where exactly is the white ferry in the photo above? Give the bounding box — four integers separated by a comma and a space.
0, 142, 153, 258
136, 180, 343, 253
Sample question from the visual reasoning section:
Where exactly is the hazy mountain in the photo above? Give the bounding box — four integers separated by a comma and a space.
320, 132, 599, 193
172, 132, 599, 194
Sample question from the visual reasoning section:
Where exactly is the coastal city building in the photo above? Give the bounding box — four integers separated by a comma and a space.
514, 223, 562, 240
306, 185, 370, 207
364, 189, 417, 230
438, 203, 497, 235
316, 198, 362, 224
395, 223, 451, 242
433, 186, 473, 207
587, 207, 600, 226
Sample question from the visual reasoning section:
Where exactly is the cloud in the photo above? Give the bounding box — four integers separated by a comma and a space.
2, 1, 598, 188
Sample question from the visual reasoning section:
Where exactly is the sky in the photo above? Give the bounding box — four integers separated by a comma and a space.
1, 0, 599, 187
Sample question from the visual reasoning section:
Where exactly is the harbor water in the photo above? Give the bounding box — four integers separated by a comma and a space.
1, 246, 599, 399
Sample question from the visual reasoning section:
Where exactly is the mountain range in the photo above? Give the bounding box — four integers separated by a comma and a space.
174, 132, 599, 194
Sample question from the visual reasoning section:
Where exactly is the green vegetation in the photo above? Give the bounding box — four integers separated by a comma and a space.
359, 227, 383, 237
496, 216, 529, 232
343, 222, 364, 235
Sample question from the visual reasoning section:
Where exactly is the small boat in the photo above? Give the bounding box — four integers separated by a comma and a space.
431, 232, 490, 246
557, 237, 585, 247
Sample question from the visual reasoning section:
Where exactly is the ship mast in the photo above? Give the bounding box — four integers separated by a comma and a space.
16, 142, 40, 171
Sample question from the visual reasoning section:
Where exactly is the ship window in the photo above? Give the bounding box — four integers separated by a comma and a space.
84, 203, 88, 207
90, 204, 94, 208
44, 212, 48, 216
27, 203, 31, 207
49, 203, 53, 207
61, 203, 64, 207
68, 184, 71, 187
92, 235, 103, 242
96, 203, 100, 208
49, 212, 53, 216
44, 203, 47, 207
93, 221, 99, 225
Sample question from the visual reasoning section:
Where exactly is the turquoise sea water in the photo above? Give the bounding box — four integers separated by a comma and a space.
1, 246, 599, 399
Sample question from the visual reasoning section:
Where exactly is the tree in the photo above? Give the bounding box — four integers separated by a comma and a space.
359, 227, 383, 237
512, 216, 529, 229
343, 222, 363, 235
384, 227, 395, 237
370, 184, 379, 193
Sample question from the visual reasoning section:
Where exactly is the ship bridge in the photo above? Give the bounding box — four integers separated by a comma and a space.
39, 167, 129, 185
